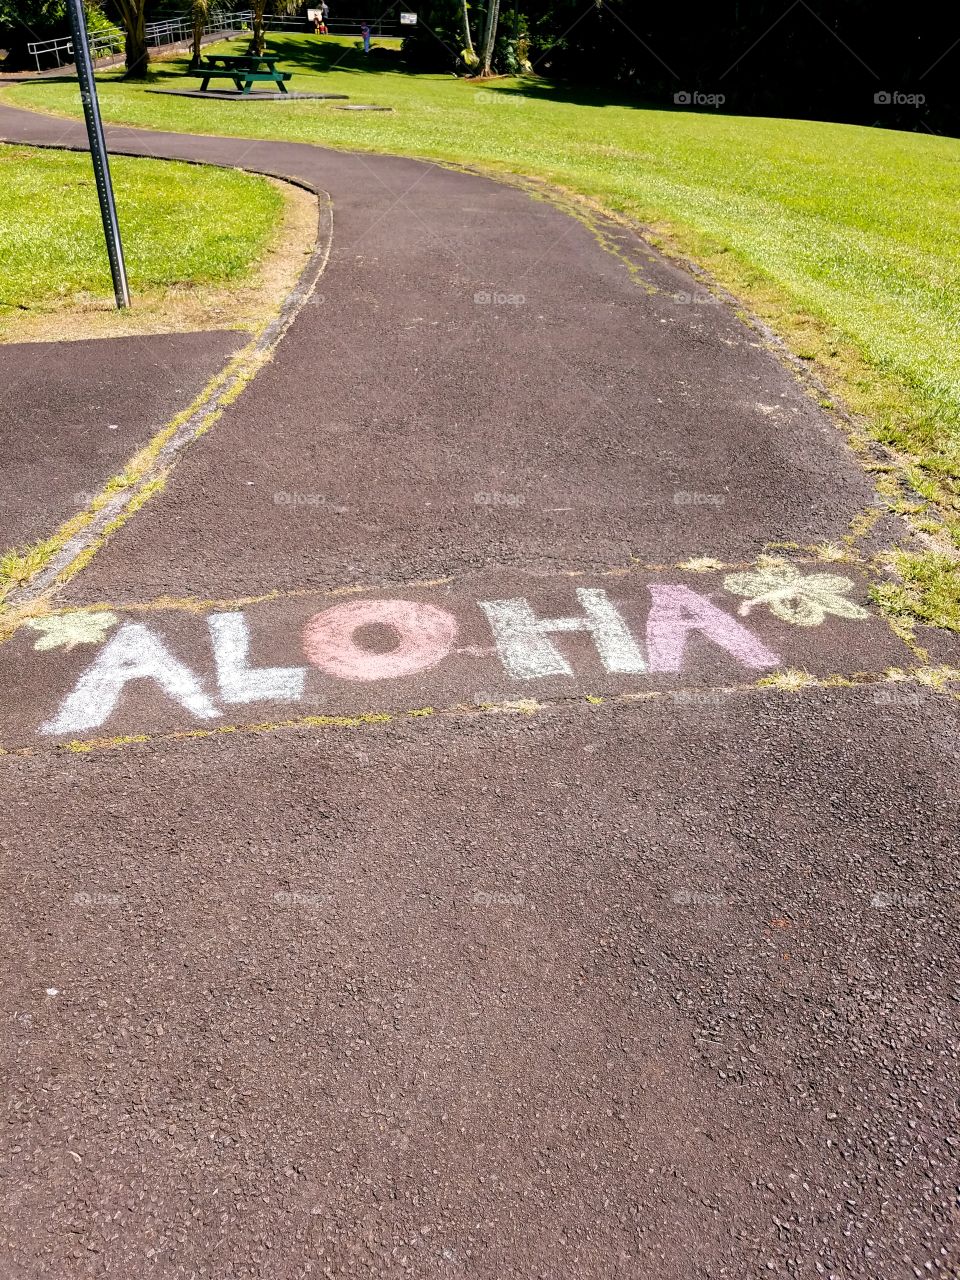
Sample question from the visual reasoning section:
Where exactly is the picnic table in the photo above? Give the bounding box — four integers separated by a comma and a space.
189, 52, 292, 94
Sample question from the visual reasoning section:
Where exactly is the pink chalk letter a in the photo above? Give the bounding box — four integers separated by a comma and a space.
646, 584, 779, 672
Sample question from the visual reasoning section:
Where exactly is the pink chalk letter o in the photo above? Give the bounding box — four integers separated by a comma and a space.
302, 599, 458, 681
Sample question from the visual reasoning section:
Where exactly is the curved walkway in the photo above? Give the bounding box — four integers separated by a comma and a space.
1, 100, 957, 1280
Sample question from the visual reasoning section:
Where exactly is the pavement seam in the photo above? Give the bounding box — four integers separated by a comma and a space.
0, 548, 888, 619
0, 177, 334, 637
2, 665, 957, 759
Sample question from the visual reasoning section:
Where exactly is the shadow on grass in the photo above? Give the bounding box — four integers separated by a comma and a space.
230, 34, 668, 111
9, 32, 667, 115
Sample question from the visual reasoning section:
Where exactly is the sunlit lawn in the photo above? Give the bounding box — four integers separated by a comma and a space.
0, 144, 282, 311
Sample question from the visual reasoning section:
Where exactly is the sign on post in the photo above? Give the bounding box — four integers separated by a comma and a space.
65, 0, 130, 309
400, 12, 418, 24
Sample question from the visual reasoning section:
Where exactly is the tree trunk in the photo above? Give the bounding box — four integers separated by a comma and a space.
190, 0, 207, 67
250, 0, 267, 55
115, 0, 149, 78
479, 0, 500, 75
461, 0, 475, 55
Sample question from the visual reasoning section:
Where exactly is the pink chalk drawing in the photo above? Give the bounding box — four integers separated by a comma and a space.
645, 584, 780, 672
302, 599, 459, 681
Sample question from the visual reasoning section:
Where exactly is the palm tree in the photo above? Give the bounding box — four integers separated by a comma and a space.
190, 0, 208, 67
249, 0, 268, 56
461, 0, 477, 65
111, 0, 149, 77
478, 0, 500, 75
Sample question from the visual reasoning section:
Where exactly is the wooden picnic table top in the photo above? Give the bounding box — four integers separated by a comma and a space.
201, 53, 281, 68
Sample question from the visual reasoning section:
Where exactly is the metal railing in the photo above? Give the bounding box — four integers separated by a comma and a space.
266, 16, 400, 35
145, 11, 254, 47
27, 10, 254, 72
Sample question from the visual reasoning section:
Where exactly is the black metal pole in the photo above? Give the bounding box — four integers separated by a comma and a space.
65, 0, 130, 308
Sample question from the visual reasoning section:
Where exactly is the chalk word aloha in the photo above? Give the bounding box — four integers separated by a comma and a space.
38, 581, 840, 737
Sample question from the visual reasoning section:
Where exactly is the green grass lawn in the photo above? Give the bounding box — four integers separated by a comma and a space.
5, 35, 960, 626
1, 144, 283, 313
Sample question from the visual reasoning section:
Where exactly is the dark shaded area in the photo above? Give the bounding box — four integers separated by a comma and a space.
405, 0, 960, 135
7, 2, 955, 133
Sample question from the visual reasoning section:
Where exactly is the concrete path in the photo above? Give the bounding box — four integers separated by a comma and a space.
1, 102, 957, 1279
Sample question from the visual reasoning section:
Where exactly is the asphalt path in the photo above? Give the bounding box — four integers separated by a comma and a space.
0, 101, 957, 1279
1, 330, 243, 547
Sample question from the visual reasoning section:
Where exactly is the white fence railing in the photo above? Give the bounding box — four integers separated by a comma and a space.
264, 16, 400, 34
145, 11, 254, 47
27, 10, 254, 72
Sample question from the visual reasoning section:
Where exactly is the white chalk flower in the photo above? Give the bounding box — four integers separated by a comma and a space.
723, 563, 869, 627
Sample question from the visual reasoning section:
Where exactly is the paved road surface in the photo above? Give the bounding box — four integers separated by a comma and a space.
1, 102, 957, 1279
2, 330, 243, 547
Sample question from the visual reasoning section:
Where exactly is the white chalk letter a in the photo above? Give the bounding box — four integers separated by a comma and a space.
480, 588, 646, 680
41, 623, 220, 736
